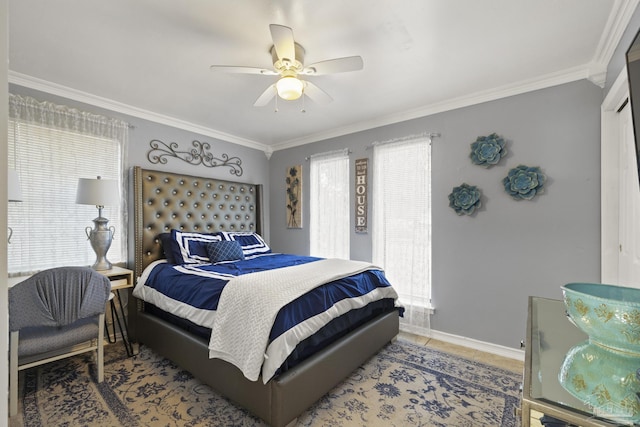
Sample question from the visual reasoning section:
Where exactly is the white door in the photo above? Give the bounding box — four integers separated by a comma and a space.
617, 100, 640, 288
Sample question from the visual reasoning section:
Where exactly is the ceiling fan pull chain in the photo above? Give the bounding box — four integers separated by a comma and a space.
301, 92, 306, 113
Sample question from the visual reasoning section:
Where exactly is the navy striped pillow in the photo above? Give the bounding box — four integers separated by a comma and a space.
220, 232, 271, 257
170, 230, 224, 264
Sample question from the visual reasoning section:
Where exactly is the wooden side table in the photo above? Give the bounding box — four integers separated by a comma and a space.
100, 266, 135, 356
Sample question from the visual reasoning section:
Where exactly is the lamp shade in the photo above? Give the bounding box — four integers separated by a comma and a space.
276, 76, 304, 101
8, 169, 23, 202
76, 176, 119, 206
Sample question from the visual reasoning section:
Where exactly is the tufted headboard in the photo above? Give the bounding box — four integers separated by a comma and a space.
132, 166, 264, 280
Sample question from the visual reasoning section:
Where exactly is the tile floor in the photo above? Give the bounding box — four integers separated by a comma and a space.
398, 332, 544, 427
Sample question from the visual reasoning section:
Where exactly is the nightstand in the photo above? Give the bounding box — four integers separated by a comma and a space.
101, 266, 135, 356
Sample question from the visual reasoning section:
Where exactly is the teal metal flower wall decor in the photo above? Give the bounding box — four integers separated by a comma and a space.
470, 133, 507, 167
503, 165, 545, 200
448, 183, 482, 216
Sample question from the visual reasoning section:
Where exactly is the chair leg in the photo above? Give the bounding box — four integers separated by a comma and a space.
97, 313, 104, 383
9, 331, 19, 417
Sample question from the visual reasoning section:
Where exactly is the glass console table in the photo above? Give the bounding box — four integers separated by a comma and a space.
522, 296, 626, 426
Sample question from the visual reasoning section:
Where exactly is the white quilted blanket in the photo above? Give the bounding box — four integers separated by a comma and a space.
208, 258, 382, 383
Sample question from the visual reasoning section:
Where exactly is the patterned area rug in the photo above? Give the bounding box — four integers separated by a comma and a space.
10, 340, 521, 427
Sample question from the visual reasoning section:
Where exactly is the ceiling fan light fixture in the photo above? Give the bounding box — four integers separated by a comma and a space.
276, 76, 303, 101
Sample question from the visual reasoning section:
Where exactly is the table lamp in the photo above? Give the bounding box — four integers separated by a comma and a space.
76, 176, 119, 270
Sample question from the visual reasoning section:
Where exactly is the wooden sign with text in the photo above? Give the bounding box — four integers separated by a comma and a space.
355, 158, 368, 233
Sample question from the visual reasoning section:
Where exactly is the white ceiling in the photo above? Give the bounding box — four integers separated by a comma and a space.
7, 0, 633, 152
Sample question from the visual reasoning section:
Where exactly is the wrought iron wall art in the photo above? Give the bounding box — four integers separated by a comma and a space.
147, 139, 243, 176
503, 165, 545, 200
470, 133, 507, 168
449, 183, 482, 215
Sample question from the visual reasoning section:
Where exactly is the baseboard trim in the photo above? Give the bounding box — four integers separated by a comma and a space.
428, 329, 525, 361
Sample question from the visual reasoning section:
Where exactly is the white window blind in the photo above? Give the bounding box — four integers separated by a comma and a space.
7, 94, 128, 275
373, 136, 432, 334
310, 149, 350, 259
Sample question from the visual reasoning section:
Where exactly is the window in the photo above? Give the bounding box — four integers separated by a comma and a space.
309, 149, 350, 259
373, 136, 431, 334
7, 94, 128, 275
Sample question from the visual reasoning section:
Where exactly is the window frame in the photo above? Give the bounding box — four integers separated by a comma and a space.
372, 136, 433, 333
7, 95, 128, 276
309, 149, 351, 259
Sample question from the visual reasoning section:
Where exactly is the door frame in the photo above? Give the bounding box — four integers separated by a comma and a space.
602, 68, 632, 282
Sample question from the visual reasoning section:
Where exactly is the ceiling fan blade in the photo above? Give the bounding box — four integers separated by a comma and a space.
303, 81, 333, 104
209, 65, 278, 75
303, 56, 364, 75
254, 84, 276, 107
269, 24, 296, 62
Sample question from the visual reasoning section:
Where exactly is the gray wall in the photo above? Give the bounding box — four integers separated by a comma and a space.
270, 79, 603, 348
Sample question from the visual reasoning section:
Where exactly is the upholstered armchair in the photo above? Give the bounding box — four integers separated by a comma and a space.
8, 267, 111, 417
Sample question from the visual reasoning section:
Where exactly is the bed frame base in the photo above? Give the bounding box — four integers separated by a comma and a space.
136, 309, 399, 427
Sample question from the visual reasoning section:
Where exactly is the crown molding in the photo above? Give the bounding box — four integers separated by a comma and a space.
592, 0, 640, 67
8, 71, 271, 154
271, 64, 597, 151
6, 61, 615, 155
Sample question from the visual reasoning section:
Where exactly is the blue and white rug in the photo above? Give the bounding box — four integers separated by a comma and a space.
11, 339, 521, 426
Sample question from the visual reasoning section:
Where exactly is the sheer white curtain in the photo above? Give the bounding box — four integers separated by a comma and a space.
310, 149, 350, 259
7, 94, 128, 275
373, 136, 432, 335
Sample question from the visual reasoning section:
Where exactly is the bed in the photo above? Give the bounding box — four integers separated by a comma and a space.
129, 166, 400, 427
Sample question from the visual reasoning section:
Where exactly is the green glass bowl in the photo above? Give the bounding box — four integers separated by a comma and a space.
559, 341, 640, 423
561, 282, 640, 354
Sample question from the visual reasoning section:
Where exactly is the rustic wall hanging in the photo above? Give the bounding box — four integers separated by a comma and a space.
286, 165, 302, 228
355, 158, 368, 233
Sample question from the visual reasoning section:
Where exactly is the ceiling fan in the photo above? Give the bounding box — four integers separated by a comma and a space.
209, 24, 364, 107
